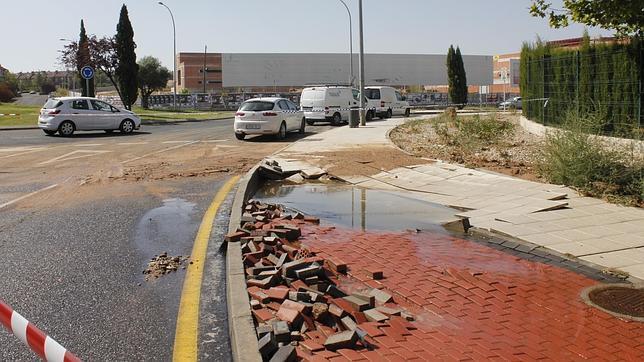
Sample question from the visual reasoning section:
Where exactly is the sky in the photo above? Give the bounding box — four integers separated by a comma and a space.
0, 0, 612, 72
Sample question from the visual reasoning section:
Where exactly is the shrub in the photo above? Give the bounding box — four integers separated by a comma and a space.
537, 111, 643, 205
0, 84, 15, 102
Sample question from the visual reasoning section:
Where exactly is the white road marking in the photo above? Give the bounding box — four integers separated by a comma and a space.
0, 147, 47, 159
201, 139, 230, 143
162, 140, 197, 144
0, 146, 43, 153
0, 184, 58, 210
37, 150, 112, 166
117, 142, 149, 145
121, 141, 199, 164
74, 143, 104, 147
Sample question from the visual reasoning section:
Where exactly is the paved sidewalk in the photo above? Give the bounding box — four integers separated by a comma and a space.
301, 225, 644, 361
276, 117, 644, 281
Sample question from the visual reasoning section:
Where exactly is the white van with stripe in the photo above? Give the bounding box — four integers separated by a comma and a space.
301, 86, 375, 126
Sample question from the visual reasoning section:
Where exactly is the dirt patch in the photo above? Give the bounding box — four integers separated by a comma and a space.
309, 146, 426, 176
143, 252, 191, 281
390, 113, 544, 182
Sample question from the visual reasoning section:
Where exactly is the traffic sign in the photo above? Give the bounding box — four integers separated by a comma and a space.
81, 66, 94, 80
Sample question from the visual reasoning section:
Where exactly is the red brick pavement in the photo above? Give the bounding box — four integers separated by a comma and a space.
299, 226, 644, 361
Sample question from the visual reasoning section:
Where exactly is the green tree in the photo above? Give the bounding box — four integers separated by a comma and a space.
447, 45, 468, 108
115, 5, 138, 110
530, 0, 644, 36
77, 20, 95, 97
137, 56, 171, 109
455, 47, 468, 108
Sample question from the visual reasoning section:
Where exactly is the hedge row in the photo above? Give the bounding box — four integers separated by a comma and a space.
520, 35, 643, 137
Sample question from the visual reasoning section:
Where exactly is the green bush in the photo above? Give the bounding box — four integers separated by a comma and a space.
537, 111, 644, 205
431, 113, 516, 152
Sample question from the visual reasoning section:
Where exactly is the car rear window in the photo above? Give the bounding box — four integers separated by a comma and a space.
364, 89, 381, 99
239, 101, 274, 111
43, 99, 63, 109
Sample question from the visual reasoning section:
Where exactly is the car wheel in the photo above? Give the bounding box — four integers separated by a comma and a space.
277, 122, 287, 140
404, 108, 411, 117
119, 119, 135, 134
306, 119, 315, 126
235, 133, 245, 140
299, 118, 306, 134
331, 112, 341, 126
386, 109, 393, 119
58, 121, 75, 137
43, 130, 57, 136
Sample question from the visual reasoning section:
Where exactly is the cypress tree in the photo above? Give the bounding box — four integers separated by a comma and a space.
446, 45, 457, 106
578, 30, 592, 115
455, 47, 468, 108
115, 5, 138, 110
77, 20, 94, 97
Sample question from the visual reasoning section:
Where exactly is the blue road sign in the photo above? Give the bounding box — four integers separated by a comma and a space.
81, 66, 94, 80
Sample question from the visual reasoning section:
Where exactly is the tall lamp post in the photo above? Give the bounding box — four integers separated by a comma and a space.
158, 2, 177, 110
358, 0, 366, 126
337, 0, 353, 87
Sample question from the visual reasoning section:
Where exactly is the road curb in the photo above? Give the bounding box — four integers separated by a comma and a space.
142, 117, 233, 126
226, 164, 263, 362
0, 126, 39, 131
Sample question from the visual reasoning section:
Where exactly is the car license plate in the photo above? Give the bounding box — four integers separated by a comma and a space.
246, 124, 260, 129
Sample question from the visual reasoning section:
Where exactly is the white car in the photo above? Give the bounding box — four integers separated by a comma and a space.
364, 86, 411, 118
499, 97, 522, 110
38, 97, 141, 137
233, 98, 305, 140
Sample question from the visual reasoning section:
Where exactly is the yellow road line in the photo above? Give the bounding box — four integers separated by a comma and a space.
173, 175, 240, 361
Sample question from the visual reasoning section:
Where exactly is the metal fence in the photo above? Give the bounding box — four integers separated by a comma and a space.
522, 46, 643, 140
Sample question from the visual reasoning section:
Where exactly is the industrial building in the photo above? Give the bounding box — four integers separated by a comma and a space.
176, 52, 493, 93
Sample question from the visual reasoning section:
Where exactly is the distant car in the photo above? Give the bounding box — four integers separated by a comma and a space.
38, 97, 141, 137
364, 86, 411, 118
499, 97, 522, 110
29, 91, 37, 94
233, 97, 305, 140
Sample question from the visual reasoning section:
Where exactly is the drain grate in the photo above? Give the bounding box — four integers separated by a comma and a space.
587, 286, 644, 319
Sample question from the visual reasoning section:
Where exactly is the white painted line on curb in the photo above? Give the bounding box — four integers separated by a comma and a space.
37, 150, 111, 166
0, 184, 58, 210
121, 140, 199, 164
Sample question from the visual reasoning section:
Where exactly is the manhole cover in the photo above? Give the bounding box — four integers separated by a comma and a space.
583, 284, 644, 321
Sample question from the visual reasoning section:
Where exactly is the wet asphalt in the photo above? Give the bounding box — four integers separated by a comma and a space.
0, 177, 231, 361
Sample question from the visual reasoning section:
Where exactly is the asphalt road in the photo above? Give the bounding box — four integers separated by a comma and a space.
0, 119, 333, 360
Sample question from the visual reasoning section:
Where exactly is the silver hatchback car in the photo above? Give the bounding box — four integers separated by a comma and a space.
38, 97, 142, 136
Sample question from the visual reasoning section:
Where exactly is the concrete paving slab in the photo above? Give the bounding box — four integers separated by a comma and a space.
547, 241, 607, 256
581, 248, 644, 268
548, 229, 597, 242
618, 263, 644, 280
520, 232, 575, 246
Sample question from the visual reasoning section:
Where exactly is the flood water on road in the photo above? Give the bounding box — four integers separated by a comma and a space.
255, 183, 460, 233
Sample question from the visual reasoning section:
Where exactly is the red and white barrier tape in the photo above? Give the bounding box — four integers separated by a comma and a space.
0, 300, 81, 362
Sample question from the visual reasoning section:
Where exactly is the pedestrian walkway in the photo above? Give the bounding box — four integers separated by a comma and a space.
276, 117, 644, 281
302, 225, 644, 361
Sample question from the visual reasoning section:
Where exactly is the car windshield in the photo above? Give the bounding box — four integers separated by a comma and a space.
364, 89, 381, 99
239, 101, 274, 111
43, 99, 62, 109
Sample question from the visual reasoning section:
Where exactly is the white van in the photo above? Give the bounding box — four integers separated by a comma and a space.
300, 86, 375, 126
364, 86, 411, 119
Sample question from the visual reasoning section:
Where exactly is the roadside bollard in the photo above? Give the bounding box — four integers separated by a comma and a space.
0, 300, 81, 362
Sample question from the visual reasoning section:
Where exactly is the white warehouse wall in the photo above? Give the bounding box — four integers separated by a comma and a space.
222, 53, 492, 87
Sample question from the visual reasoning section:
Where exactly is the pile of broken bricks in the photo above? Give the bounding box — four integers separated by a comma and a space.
225, 200, 417, 362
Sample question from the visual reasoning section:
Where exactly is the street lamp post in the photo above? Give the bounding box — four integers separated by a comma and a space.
358, 0, 366, 126
158, 2, 177, 110
337, 0, 353, 87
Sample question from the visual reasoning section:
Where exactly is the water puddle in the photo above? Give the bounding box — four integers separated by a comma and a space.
255, 183, 459, 233
134, 198, 197, 255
